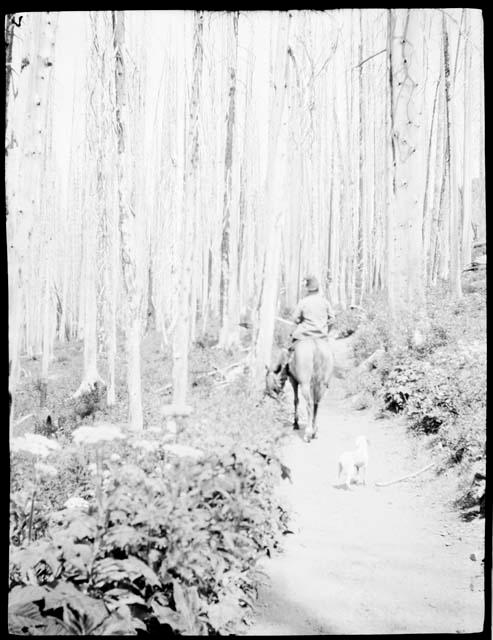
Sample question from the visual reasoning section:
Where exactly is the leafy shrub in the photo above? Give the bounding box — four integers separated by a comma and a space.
332, 307, 364, 338
351, 312, 392, 365
344, 364, 384, 402
11, 445, 94, 520
381, 357, 428, 415
436, 407, 486, 466
454, 456, 486, 516
339, 284, 485, 519
9, 581, 138, 635
10, 489, 51, 547
10, 427, 289, 636
379, 340, 486, 438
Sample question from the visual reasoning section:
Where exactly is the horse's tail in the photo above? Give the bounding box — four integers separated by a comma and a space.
278, 364, 289, 390
311, 340, 327, 404
277, 348, 290, 391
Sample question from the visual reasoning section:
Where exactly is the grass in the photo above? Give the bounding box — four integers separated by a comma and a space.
13, 328, 258, 436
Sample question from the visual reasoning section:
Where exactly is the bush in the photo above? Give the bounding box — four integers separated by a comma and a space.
9, 426, 289, 636
379, 341, 486, 428
436, 407, 486, 466
332, 307, 364, 338
340, 284, 485, 519
351, 310, 392, 365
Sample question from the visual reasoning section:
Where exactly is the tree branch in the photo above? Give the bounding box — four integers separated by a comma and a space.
375, 462, 435, 487
439, 8, 481, 54
354, 47, 386, 69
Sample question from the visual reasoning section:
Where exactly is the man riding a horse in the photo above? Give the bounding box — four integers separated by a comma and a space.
291, 274, 334, 343
266, 275, 335, 442
273, 275, 334, 384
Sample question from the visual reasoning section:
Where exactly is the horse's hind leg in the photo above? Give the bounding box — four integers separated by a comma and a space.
291, 379, 299, 430
300, 383, 314, 442
312, 402, 319, 439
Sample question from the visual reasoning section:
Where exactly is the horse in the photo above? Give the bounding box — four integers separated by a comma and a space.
265, 338, 334, 443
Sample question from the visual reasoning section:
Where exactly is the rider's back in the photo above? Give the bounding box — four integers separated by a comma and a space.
292, 291, 332, 341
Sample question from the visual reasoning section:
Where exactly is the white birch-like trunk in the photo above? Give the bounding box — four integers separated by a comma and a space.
252, 13, 290, 388
112, 10, 143, 429
445, 12, 462, 298
172, 11, 203, 405
461, 10, 473, 268
219, 12, 240, 351
387, 9, 425, 321
7, 13, 57, 423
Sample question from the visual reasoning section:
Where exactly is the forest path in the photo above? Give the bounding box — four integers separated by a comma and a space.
245, 336, 484, 635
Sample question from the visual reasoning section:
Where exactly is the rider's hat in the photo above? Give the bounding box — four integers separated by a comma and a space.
304, 275, 319, 292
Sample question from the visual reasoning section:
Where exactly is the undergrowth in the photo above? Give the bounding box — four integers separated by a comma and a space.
10, 325, 291, 635
345, 280, 486, 515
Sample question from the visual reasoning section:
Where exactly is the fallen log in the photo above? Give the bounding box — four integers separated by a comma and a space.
375, 462, 435, 487
157, 360, 248, 394
357, 348, 385, 372
276, 316, 295, 326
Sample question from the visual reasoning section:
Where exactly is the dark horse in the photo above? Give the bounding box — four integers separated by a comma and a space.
266, 339, 334, 443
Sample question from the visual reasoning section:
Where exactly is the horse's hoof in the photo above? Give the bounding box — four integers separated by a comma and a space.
303, 435, 311, 443
293, 423, 299, 431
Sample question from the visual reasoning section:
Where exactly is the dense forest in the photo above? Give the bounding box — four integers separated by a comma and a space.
7, 10, 486, 636
6, 9, 485, 429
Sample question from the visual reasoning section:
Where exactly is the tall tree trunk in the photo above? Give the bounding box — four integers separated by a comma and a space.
40, 21, 58, 403
172, 11, 203, 404
112, 10, 143, 429
7, 13, 57, 427
429, 33, 446, 286
461, 10, 473, 268
387, 9, 425, 324
422, 77, 440, 285
5, 14, 16, 148
74, 13, 106, 399
252, 13, 290, 389
357, 9, 367, 304
444, 11, 462, 298
219, 12, 240, 350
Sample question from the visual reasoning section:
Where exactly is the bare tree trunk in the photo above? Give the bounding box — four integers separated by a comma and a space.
37, 15, 58, 406
219, 12, 240, 350
387, 9, 425, 324
74, 13, 107, 399
172, 11, 203, 405
444, 11, 462, 298
429, 36, 446, 286
112, 10, 143, 429
7, 13, 57, 428
357, 9, 367, 304
422, 78, 440, 285
461, 10, 473, 268
5, 14, 16, 145
252, 13, 290, 389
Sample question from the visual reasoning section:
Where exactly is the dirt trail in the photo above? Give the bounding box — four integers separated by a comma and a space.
245, 337, 485, 635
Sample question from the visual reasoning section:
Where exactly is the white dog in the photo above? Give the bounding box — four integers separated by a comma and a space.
337, 435, 369, 489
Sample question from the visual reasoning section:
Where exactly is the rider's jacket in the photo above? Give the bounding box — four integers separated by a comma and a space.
291, 291, 334, 341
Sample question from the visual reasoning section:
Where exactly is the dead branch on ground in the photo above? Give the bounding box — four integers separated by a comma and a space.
375, 462, 435, 487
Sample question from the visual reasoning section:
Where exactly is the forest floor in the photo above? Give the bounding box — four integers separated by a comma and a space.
11, 320, 486, 635
244, 335, 485, 635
